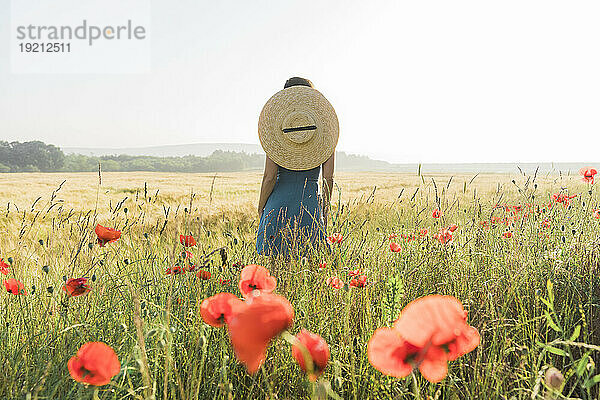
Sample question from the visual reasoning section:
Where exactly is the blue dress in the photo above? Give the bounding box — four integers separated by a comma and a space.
256, 166, 325, 257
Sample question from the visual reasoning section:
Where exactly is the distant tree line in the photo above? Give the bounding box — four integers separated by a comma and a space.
0, 141, 398, 173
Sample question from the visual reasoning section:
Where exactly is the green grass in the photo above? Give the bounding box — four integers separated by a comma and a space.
0, 172, 599, 399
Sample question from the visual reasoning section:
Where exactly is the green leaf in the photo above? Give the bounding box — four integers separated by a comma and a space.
545, 345, 567, 356
576, 353, 590, 377
569, 325, 581, 341
539, 297, 552, 310
544, 310, 562, 332
546, 280, 555, 308
584, 374, 600, 389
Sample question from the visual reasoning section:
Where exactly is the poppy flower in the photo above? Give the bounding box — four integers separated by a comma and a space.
368, 295, 479, 383
95, 224, 121, 247
180, 250, 194, 260
326, 233, 343, 245
448, 224, 458, 233
390, 242, 402, 253
200, 292, 245, 327
166, 265, 184, 275
197, 269, 211, 280
502, 231, 512, 239
291, 329, 330, 381
4, 279, 25, 295
227, 293, 294, 374
326, 277, 343, 289
0, 259, 9, 275
552, 193, 577, 207
67, 342, 120, 386
579, 167, 597, 184
348, 269, 361, 277
432, 209, 442, 218
349, 275, 367, 288
219, 277, 231, 286
63, 278, 91, 297
433, 229, 453, 244
593, 209, 600, 219
179, 234, 197, 247
318, 262, 327, 270
388, 234, 398, 240
238, 264, 277, 298
419, 229, 428, 237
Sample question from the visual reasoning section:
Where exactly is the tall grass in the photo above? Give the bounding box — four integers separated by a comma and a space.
0, 171, 598, 399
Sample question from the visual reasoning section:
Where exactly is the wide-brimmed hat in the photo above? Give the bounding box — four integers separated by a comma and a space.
258, 86, 339, 171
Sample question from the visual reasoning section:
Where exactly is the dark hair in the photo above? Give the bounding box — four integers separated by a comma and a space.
284, 77, 313, 89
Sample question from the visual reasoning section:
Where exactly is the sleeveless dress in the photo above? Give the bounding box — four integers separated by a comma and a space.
256, 166, 325, 257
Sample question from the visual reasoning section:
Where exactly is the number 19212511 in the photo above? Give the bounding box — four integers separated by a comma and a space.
19, 42, 71, 53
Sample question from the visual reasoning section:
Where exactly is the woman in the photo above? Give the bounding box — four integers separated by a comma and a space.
256, 77, 339, 258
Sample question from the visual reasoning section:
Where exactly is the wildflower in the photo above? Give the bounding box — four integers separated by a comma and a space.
318, 262, 327, 270
448, 224, 458, 233
0, 259, 9, 275
349, 275, 367, 288
348, 269, 361, 277
542, 218, 551, 228
593, 209, 600, 219
63, 278, 91, 297
388, 234, 398, 240
419, 229, 428, 237
219, 277, 231, 286
433, 229, 453, 244
579, 167, 597, 184
180, 234, 197, 247
196, 269, 211, 280
180, 250, 194, 260
502, 231, 512, 239
368, 295, 479, 383
390, 242, 402, 253
432, 209, 442, 218
326, 277, 343, 289
545, 367, 564, 390
238, 264, 277, 298
228, 293, 294, 373
95, 224, 121, 247
326, 233, 343, 245
200, 292, 245, 327
552, 193, 576, 207
291, 329, 330, 381
4, 279, 26, 295
166, 265, 184, 275
68, 342, 120, 386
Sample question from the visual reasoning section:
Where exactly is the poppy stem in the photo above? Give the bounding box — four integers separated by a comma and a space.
260, 364, 275, 400
411, 372, 421, 400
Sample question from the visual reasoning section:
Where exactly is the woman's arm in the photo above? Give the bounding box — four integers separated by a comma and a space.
257, 156, 278, 215
321, 153, 335, 226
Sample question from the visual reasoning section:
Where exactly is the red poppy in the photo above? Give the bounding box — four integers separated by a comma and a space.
318, 262, 327, 270
326, 277, 343, 289
185, 264, 197, 272
593, 209, 600, 219
4, 278, 25, 295
166, 265, 184, 275
197, 269, 211, 280
390, 242, 402, 253
419, 229, 428, 237
63, 278, 91, 297
200, 292, 245, 327
0, 258, 9, 275
388, 234, 398, 240
448, 224, 458, 233
542, 218, 551, 228
552, 193, 577, 207
181, 250, 194, 260
432, 209, 442, 218
579, 167, 597, 184
68, 342, 120, 386
219, 277, 231, 286
433, 229, 453, 244
326, 233, 343, 245
502, 231, 512, 239
179, 234, 197, 247
368, 295, 479, 383
291, 329, 330, 381
238, 264, 277, 298
95, 224, 121, 247
349, 269, 361, 277
349, 275, 367, 288
227, 293, 294, 374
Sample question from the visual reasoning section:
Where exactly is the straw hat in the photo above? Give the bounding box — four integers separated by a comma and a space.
258, 86, 339, 171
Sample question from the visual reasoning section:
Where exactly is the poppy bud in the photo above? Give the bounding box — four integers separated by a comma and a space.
42, 265, 49, 273
31, 285, 36, 294
123, 207, 128, 214
545, 367, 564, 390
124, 259, 129, 265
47, 286, 54, 293
88, 243, 93, 249
7, 257, 13, 264
39, 239, 44, 246
184, 207, 188, 213
91, 274, 96, 282
561, 236, 565, 243
233, 238, 238, 245
571, 229, 576, 235
206, 231, 211, 237
62, 275, 67, 282
144, 232, 149, 239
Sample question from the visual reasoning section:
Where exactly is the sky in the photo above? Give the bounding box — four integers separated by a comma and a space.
0, 0, 599, 164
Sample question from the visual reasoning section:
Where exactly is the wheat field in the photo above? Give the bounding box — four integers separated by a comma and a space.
0, 170, 599, 399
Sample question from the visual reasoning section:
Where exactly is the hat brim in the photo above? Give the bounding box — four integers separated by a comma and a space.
258, 86, 339, 171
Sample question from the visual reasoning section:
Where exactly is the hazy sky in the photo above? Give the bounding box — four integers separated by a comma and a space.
1, 0, 599, 163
